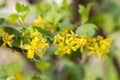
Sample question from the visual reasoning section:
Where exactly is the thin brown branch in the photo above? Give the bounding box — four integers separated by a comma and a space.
72, 0, 80, 23
113, 57, 120, 76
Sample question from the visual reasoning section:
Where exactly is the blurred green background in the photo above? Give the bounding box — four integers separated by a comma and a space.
0, 0, 120, 80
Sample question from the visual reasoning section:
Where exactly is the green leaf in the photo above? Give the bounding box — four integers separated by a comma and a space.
8, 2, 30, 23
8, 12, 28, 23
2, 26, 20, 38
33, 26, 53, 41
34, 53, 41, 60
66, 48, 82, 59
44, 9, 62, 25
75, 48, 82, 59
2, 26, 21, 47
17, 11, 28, 16
71, 48, 82, 59
76, 23, 97, 37
79, 3, 92, 24
8, 13, 19, 23
61, 19, 73, 30
15, 2, 30, 20
87, 3, 92, 11
12, 38, 21, 47
15, 2, 29, 12
0, 18, 4, 25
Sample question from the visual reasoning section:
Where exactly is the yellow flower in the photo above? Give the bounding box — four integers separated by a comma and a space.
24, 37, 48, 58
87, 36, 112, 59
99, 36, 112, 58
78, 36, 87, 53
33, 16, 48, 26
87, 43, 99, 58
23, 28, 48, 59
54, 31, 111, 59
53, 30, 87, 55
1, 31, 14, 47
29, 26, 42, 39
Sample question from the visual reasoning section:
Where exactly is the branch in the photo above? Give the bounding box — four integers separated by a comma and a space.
113, 57, 120, 76
72, 0, 80, 23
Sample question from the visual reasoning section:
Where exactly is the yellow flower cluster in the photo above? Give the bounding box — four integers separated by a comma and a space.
1, 30, 14, 47
87, 36, 112, 58
33, 16, 55, 34
53, 30, 112, 59
23, 27, 48, 59
53, 30, 87, 55
33, 16, 48, 26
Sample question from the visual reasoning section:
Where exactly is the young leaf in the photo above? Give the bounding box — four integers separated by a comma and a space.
8, 13, 19, 24
15, 2, 29, 12
8, 12, 28, 24
79, 3, 92, 24
8, 3, 30, 23
15, 2, 30, 20
76, 23, 97, 37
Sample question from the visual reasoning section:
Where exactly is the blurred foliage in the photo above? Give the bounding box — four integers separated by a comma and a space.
89, 0, 120, 34
0, 0, 7, 8
79, 3, 92, 24
0, 0, 119, 80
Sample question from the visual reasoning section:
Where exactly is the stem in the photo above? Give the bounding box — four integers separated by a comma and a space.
18, 17, 26, 27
